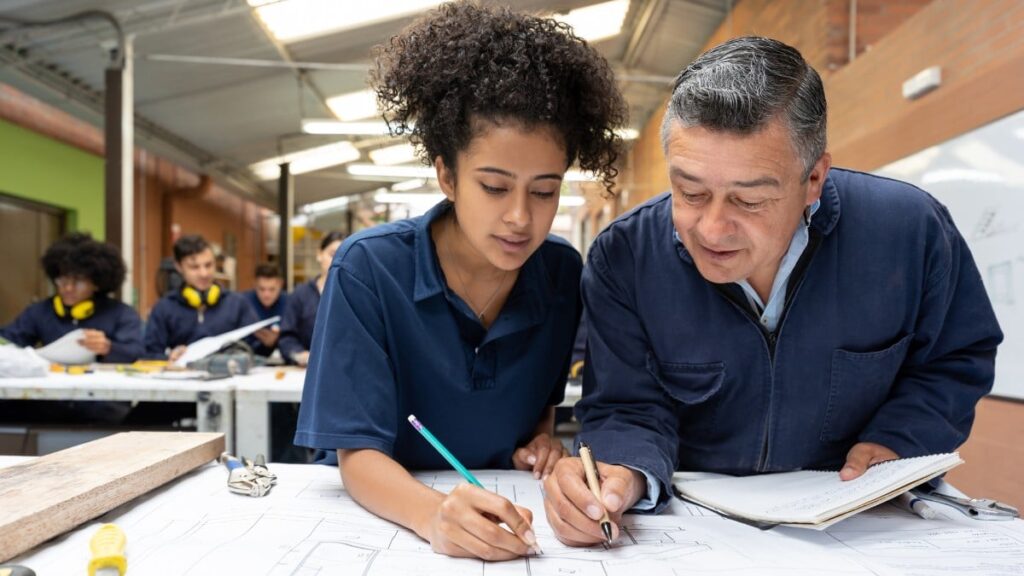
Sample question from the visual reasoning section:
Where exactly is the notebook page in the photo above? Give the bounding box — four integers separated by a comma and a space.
675, 452, 962, 524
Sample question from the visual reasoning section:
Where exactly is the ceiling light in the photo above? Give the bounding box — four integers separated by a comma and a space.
616, 127, 639, 140
301, 195, 354, 215
391, 178, 427, 192
326, 89, 379, 122
374, 192, 446, 205
554, 0, 629, 42
250, 141, 360, 180
369, 143, 418, 166
348, 164, 436, 179
347, 164, 600, 182
301, 119, 399, 136
249, 0, 443, 43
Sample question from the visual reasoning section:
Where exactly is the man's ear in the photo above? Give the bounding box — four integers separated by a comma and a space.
434, 156, 456, 202
805, 151, 831, 206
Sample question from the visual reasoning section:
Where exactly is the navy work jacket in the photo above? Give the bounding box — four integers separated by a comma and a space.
277, 279, 320, 363
1, 295, 143, 363
576, 168, 1003, 510
295, 201, 582, 470
144, 290, 257, 359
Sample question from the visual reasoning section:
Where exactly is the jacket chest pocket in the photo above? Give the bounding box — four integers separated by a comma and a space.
646, 353, 725, 433
820, 333, 914, 443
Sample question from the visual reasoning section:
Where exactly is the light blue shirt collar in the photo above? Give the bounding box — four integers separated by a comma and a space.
736, 199, 820, 332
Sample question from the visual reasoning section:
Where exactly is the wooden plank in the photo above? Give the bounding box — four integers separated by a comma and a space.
0, 431, 224, 562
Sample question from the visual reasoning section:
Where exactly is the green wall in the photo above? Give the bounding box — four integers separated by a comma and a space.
0, 119, 104, 237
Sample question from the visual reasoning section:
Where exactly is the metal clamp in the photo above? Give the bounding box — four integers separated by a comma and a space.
915, 490, 1019, 520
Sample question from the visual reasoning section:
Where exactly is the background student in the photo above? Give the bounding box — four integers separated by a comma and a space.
294, 1, 626, 561
244, 263, 288, 357
1, 232, 142, 363
277, 231, 343, 366
144, 234, 257, 361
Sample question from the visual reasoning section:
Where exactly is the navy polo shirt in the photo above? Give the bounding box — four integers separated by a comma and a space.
1, 295, 143, 363
243, 289, 288, 356
295, 201, 582, 470
144, 289, 258, 359
277, 278, 320, 363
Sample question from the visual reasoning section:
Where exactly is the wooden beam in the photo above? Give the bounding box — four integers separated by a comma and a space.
0, 431, 224, 562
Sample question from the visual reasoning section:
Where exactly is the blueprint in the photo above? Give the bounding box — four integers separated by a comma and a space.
13, 464, 1024, 575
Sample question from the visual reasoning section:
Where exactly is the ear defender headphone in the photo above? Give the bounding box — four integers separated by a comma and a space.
52, 295, 95, 321
181, 283, 221, 309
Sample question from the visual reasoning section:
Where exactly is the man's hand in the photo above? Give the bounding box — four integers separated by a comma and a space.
512, 433, 566, 480
254, 328, 279, 347
292, 351, 310, 366
78, 329, 111, 356
839, 442, 899, 481
542, 457, 645, 546
168, 345, 188, 363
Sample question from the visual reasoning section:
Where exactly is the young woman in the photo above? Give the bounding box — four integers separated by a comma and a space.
295, 1, 626, 561
277, 231, 344, 366
1, 232, 142, 363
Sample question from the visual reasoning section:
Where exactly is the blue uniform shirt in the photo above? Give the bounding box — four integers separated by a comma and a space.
277, 278, 320, 364
144, 289, 258, 359
1, 295, 143, 363
243, 289, 288, 356
295, 201, 582, 470
577, 169, 1003, 511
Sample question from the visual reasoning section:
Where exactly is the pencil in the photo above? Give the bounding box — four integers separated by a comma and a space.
578, 441, 614, 543
407, 414, 485, 488
408, 414, 541, 554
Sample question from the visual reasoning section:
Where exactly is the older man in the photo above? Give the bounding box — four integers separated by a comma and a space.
543, 36, 1002, 545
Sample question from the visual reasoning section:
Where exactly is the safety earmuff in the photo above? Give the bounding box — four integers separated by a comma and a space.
52, 295, 95, 321
181, 283, 221, 309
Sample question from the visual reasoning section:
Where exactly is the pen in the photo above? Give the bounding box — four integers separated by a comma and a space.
407, 414, 540, 554
578, 441, 614, 544
896, 491, 937, 520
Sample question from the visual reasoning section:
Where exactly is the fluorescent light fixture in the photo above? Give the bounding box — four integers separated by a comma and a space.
348, 164, 599, 183
250, 141, 360, 180
554, 0, 629, 42
326, 89, 379, 122
616, 127, 639, 140
301, 195, 354, 215
369, 143, 418, 166
302, 119, 398, 136
348, 164, 436, 179
375, 192, 446, 205
559, 196, 586, 207
391, 178, 427, 192
249, 0, 443, 43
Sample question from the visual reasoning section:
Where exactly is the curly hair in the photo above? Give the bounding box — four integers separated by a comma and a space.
41, 232, 127, 295
371, 1, 628, 194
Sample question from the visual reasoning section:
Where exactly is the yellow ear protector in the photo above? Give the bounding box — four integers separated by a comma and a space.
181, 283, 221, 309
53, 295, 95, 321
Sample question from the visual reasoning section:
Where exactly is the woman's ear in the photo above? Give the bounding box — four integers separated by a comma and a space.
434, 156, 456, 202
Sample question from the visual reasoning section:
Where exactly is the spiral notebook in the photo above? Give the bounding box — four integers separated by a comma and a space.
673, 452, 963, 529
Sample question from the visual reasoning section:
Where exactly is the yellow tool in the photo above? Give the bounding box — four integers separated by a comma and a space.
88, 524, 126, 576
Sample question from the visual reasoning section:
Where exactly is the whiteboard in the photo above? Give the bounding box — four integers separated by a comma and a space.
876, 108, 1024, 400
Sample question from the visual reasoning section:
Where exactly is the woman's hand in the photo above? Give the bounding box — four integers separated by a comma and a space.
168, 345, 188, 363
78, 329, 111, 356
419, 483, 540, 560
513, 433, 567, 480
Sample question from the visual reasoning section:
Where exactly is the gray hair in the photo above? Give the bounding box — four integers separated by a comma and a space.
660, 36, 827, 180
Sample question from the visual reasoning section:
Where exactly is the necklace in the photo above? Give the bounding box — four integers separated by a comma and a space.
443, 216, 509, 324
